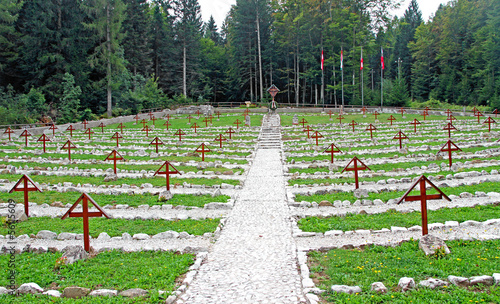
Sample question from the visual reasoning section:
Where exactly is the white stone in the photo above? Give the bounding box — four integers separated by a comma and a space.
469, 275, 494, 286
17, 283, 43, 294
152, 231, 180, 239
36, 230, 57, 239
493, 273, 500, 285
331, 285, 362, 294
132, 233, 150, 240
419, 278, 448, 289
89, 289, 118, 297
43, 290, 61, 297
370, 282, 387, 294
97, 232, 111, 240
398, 277, 415, 291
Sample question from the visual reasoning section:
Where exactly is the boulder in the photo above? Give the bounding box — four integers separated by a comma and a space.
419, 234, 450, 256
62, 286, 90, 298
319, 200, 332, 207
152, 231, 180, 239
204, 202, 232, 210
97, 232, 111, 240
119, 288, 148, 298
61, 245, 88, 265
330, 285, 362, 294
89, 289, 118, 297
469, 275, 494, 286
211, 189, 222, 197
493, 273, 500, 285
13, 209, 28, 222
448, 275, 469, 287
419, 278, 448, 289
36, 230, 57, 240
43, 290, 61, 297
353, 188, 368, 198
370, 282, 387, 294
158, 190, 173, 202
132, 233, 150, 240
16, 283, 43, 294
398, 277, 415, 291
0, 287, 10, 295
57, 233, 77, 240
51, 201, 65, 208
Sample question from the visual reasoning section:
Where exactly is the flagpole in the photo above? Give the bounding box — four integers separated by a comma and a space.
341, 47, 344, 107
361, 47, 364, 107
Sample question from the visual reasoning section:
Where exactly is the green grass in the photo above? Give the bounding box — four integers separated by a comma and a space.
0, 216, 220, 237
298, 203, 500, 232
309, 239, 500, 302
0, 250, 193, 302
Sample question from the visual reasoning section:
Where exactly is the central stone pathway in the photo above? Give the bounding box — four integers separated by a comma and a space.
182, 114, 306, 303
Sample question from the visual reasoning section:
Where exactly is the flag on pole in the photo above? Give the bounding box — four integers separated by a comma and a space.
381, 47, 385, 70
340, 48, 343, 71
360, 47, 363, 70
321, 50, 324, 70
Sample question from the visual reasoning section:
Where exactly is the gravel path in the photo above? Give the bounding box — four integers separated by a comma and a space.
180, 115, 306, 304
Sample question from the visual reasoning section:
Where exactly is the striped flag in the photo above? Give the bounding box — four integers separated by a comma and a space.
340, 48, 343, 71
381, 47, 385, 70
360, 47, 363, 70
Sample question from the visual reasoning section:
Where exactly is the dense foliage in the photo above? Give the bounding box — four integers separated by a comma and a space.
0, 0, 498, 124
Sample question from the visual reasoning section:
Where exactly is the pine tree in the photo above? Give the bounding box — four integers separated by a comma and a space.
205, 15, 221, 45
0, 0, 23, 86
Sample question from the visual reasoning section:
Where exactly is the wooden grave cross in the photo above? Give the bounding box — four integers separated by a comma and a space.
82, 120, 89, 129
303, 125, 313, 139
191, 122, 200, 133
154, 161, 181, 191
474, 111, 484, 123
336, 114, 345, 124
387, 115, 396, 126
195, 143, 211, 161
151, 116, 157, 126
483, 117, 496, 132
4, 127, 14, 141
447, 114, 457, 124
361, 107, 367, 116
134, 114, 140, 124
142, 125, 151, 137
9, 174, 42, 217
472, 106, 478, 115
445, 109, 452, 117
324, 143, 342, 163
327, 110, 333, 119
349, 120, 358, 132
174, 129, 186, 142
203, 117, 210, 127
150, 137, 164, 153
187, 115, 193, 123
20, 129, 32, 147
443, 123, 457, 138
365, 124, 377, 139
341, 156, 371, 189
393, 130, 408, 150
214, 134, 227, 148
310, 131, 323, 146
372, 111, 380, 120
243, 108, 250, 117
196, 110, 201, 118
61, 193, 110, 252
61, 140, 77, 161
163, 120, 171, 131
226, 127, 236, 139
111, 132, 123, 147
439, 140, 462, 167
208, 115, 213, 124
396, 175, 451, 235
37, 134, 51, 153
299, 118, 308, 128
49, 123, 58, 136
66, 125, 75, 137
84, 128, 94, 140
493, 109, 498, 118
117, 123, 125, 134
410, 119, 421, 133
164, 114, 171, 121
234, 119, 242, 129
98, 122, 106, 133
400, 107, 406, 117
140, 119, 148, 128
148, 112, 154, 120
104, 149, 124, 174
422, 109, 429, 121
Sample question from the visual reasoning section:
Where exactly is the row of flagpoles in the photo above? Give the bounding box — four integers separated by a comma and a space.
320, 47, 385, 108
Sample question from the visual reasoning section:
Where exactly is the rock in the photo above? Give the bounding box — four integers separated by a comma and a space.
222, 170, 234, 175
43, 290, 61, 297
398, 277, 415, 291
36, 230, 57, 240
469, 275, 494, 286
51, 201, 65, 208
211, 189, 222, 197
132, 233, 150, 240
103, 174, 117, 182
330, 285, 362, 294
89, 289, 118, 297
353, 188, 368, 198
119, 288, 148, 298
0, 287, 10, 295
370, 282, 387, 294
158, 190, 173, 201
16, 283, 43, 294
493, 273, 500, 285
152, 231, 180, 239
324, 230, 343, 236
61, 245, 88, 265
204, 202, 231, 210
319, 200, 332, 207
122, 233, 132, 240
97, 232, 111, 240
57, 233, 77, 240
419, 234, 450, 256
448, 275, 469, 287
13, 209, 28, 222
419, 278, 448, 289
62, 286, 90, 298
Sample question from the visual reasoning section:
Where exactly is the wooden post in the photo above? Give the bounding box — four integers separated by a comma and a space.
341, 157, 371, 189
324, 143, 342, 163
3, 127, 14, 141
439, 140, 462, 167
37, 134, 51, 153
104, 150, 124, 174
393, 131, 408, 150
174, 129, 186, 142
365, 124, 377, 139
9, 175, 42, 217
66, 125, 75, 137
111, 132, 123, 147
195, 143, 211, 162
154, 161, 181, 191
61, 140, 76, 161
387, 115, 396, 126
150, 137, 164, 153
226, 127, 236, 139
20, 130, 32, 147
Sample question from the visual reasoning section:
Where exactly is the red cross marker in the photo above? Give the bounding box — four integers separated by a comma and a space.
82, 120, 89, 129
243, 108, 250, 117
154, 160, 181, 191
349, 120, 358, 132
447, 114, 456, 124
474, 111, 484, 123
366, 124, 377, 139
214, 133, 227, 148
174, 129, 186, 141
472, 106, 478, 115
324, 143, 342, 163
195, 143, 211, 161
142, 125, 151, 137
410, 119, 421, 133
439, 140, 462, 167
84, 128, 94, 140
422, 109, 429, 120
361, 107, 367, 115
187, 115, 193, 123
445, 109, 452, 117
234, 119, 242, 129
483, 117, 497, 132
337, 114, 345, 124
191, 123, 200, 133
163, 120, 171, 130
372, 111, 379, 120
150, 137, 164, 153
327, 110, 334, 119
49, 124, 58, 136
215, 111, 221, 120
105, 149, 124, 174
37, 134, 51, 153
393, 131, 408, 150
299, 118, 308, 128
9, 174, 42, 217
341, 156, 371, 189
66, 125, 75, 137
226, 127, 236, 139
134, 114, 140, 124
20, 129, 31, 146
493, 109, 498, 118
98, 122, 106, 133
111, 132, 123, 147
61, 140, 76, 161
196, 110, 201, 118
61, 193, 110, 252
203, 117, 210, 127
151, 116, 157, 126
208, 115, 213, 124
140, 119, 147, 128
165, 114, 171, 121
387, 115, 396, 126
148, 112, 154, 120
310, 131, 323, 146
117, 123, 125, 134
400, 107, 406, 117
443, 123, 457, 138
397, 175, 451, 235
303, 125, 313, 138
3, 127, 14, 141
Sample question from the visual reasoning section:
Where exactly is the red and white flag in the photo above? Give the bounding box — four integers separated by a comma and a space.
360, 47, 363, 70
381, 47, 385, 70
321, 50, 324, 70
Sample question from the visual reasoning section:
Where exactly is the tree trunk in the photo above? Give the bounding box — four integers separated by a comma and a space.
256, 8, 263, 102
295, 39, 300, 107
106, 5, 112, 118
183, 45, 187, 97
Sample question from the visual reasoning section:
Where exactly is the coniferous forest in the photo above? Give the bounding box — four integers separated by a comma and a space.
0, 0, 499, 124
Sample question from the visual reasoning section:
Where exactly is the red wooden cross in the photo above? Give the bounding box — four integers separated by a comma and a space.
61, 193, 110, 252
98, 122, 106, 133
324, 143, 342, 163
397, 175, 451, 235
174, 129, 186, 141
154, 160, 181, 191
84, 128, 94, 140
422, 109, 429, 120
196, 110, 201, 118
142, 125, 151, 137
299, 118, 308, 128
208, 115, 213, 124
474, 111, 484, 123
66, 125, 75, 137
243, 108, 250, 117
163, 120, 172, 130
387, 115, 396, 126
234, 119, 242, 129
366, 124, 377, 139
336, 114, 345, 124
3, 127, 14, 141
472, 106, 478, 115
104, 149, 124, 174
140, 119, 148, 128
134, 114, 140, 124
203, 117, 210, 127
226, 127, 236, 139
361, 107, 367, 115
111, 132, 123, 147
349, 120, 358, 132
303, 125, 314, 138
191, 122, 200, 133
20, 129, 31, 147
493, 109, 498, 118
393, 130, 408, 150
400, 107, 406, 117
61, 140, 77, 161
148, 112, 154, 120
9, 174, 42, 217
445, 109, 452, 117
150, 137, 164, 153
341, 156, 371, 189
327, 110, 333, 119
310, 131, 323, 146
443, 123, 457, 138
187, 115, 193, 123
49, 124, 58, 136
195, 143, 211, 161
483, 117, 497, 132
439, 140, 462, 167
214, 133, 227, 148
447, 114, 456, 123
410, 119, 421, 133
215, 111, 221, 120
372, 111, 379, 120
164, 114, 171, 121
37, 134, 51, 153
82, 120, 89, 129
117, 123, 125, 134
151, 116, 157, 126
